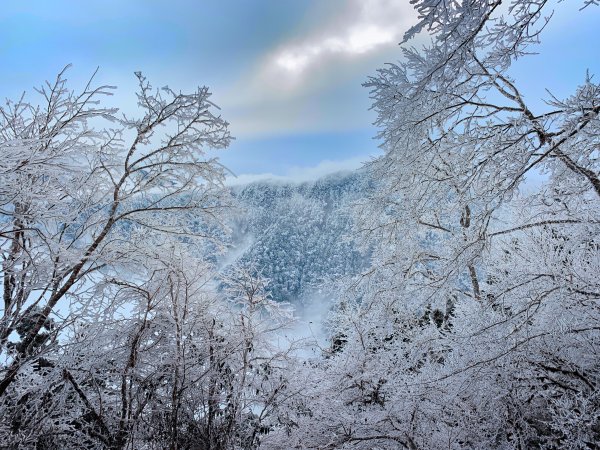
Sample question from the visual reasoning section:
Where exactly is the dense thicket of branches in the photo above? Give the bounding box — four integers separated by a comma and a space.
0, 70, 296, 449
264, 1, 600, 449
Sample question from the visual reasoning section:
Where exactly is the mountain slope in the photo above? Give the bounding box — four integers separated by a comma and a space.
223, 170, 371, 303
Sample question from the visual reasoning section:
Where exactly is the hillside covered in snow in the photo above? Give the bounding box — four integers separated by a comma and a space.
222, 170, 372, 304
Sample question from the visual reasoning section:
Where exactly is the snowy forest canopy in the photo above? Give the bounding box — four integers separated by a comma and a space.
1, 1, 599, 449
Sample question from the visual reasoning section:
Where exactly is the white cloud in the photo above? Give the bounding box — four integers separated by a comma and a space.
226, 155, 367, 186
274, 24, 397, 75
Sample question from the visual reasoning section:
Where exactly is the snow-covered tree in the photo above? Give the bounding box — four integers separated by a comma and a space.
0, 69, 304, 450
0, 67, 232, 397
273, 1, 600, 448
1, 247, 296, 449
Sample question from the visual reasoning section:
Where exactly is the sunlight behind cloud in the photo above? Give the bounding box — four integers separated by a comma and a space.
222, 0, 416, 137
275, 24, 397, 75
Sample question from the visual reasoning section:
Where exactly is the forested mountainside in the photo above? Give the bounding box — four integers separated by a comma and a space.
223, 171, 372, 303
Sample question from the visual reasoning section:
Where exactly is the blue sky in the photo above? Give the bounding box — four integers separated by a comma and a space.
1, 1, 598, 182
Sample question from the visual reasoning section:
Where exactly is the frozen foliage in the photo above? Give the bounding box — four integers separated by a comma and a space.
2, 1, 599, 448
0, 69, 297, 449
265, 1, 600, 449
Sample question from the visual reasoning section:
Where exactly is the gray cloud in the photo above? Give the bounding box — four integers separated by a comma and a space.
222, 0, 417, 137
